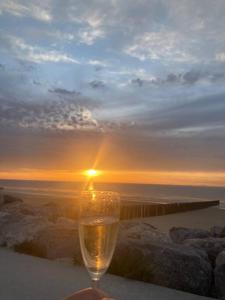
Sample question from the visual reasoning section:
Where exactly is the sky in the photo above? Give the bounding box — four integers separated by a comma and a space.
0, 0, 225, 186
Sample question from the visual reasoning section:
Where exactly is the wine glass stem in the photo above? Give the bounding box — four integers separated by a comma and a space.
92, 279, 99, 289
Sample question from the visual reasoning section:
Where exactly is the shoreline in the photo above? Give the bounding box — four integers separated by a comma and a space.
1, 177, 225, 189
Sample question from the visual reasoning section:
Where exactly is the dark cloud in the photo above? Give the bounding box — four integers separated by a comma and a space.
94, 66, 103, 72
211, 72, 225, 82
166, 73, 179, 83
33, 80, 41, 86
178, 69, 225, 85
48, 88, 81, 96
182, 70, 201, 84
89, 80, 105, 89
131, 77, 160, 87
141, 93, 225, 133
131, 68, 225, 88
131, 78, 144, 87
0, 98, 98, 132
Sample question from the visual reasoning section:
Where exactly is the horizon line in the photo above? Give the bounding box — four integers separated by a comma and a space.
0, 177, 225, 189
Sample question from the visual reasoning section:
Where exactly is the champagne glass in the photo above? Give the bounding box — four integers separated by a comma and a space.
78, 191, 120, 289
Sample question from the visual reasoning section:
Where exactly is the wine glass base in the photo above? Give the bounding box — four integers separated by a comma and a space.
63, 287, 109, 300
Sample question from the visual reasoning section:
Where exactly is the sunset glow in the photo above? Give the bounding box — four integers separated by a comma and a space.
85, 169, 99, 177
1, 169, 225, 187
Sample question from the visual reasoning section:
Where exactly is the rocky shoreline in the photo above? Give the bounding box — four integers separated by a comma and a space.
0, 194, 225, 299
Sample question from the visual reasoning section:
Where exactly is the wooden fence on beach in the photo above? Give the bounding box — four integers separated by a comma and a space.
0, 186, 220, 221
120, 199, 220, 220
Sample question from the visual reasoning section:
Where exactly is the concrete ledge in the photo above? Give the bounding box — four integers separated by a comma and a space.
0, 248, 214, 300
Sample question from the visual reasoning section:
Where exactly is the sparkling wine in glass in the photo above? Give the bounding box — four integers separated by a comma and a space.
79, 191, 120, 289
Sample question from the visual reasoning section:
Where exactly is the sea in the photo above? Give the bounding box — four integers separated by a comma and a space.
0, 179, 225, 209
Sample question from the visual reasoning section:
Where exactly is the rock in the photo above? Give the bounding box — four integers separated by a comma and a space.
0, 212, 17, 245
216, 251, 225, 267
214, 251, 225, 299
16, 219, 80, 260
1, 201, 37, 216
1, 200, 70, 222
109, 239, 212, 296
0, 212, 50, 247
36, 202, 78, 222
56, 217, 77, 226
170, 227, 211, 243
0, 200, 80, 260
183, 238, 225, 264
1, 196, 77, 223
222, 228, 225, 238
214, 263, 225, 299
0, 187, 4, 206
120, 220, 171, 243
39, 202, 64, 222
2, 194, 23, 206
211, 226, 225, 238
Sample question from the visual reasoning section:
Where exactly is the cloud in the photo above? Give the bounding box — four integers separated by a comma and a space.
0, 0, 52, 22
124, 31, 196, 62
1, 0, 225, 63
2, 1, 225, 64
46, 30, 75, 42
216, 52, 225, 62
87, 60, 108, 71
182, 70, 203, 84
0, 98, 99, 132
89, 80, 105, 89
130, 67, 225, 88
166, 73, 178, 83
176, 68, 225, 85
88, 60, 108, 67
0, 33, 79, 64
139, 92, 225, 136
48, 88, 80, 96
131, 78, 144, 87
13, 39, 78, 64
78, 28, 105, 45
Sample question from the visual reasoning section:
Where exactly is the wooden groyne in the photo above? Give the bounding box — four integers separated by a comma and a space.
0, 187, 4, 206
120, 199, 220, 220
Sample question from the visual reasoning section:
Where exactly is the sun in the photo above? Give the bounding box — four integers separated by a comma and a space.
85, 169, 99, 177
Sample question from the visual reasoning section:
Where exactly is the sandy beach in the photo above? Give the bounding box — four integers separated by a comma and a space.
144, 206, 225, 233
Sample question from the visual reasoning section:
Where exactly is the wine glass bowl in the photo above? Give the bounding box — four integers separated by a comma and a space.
78, 191, 120, 287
